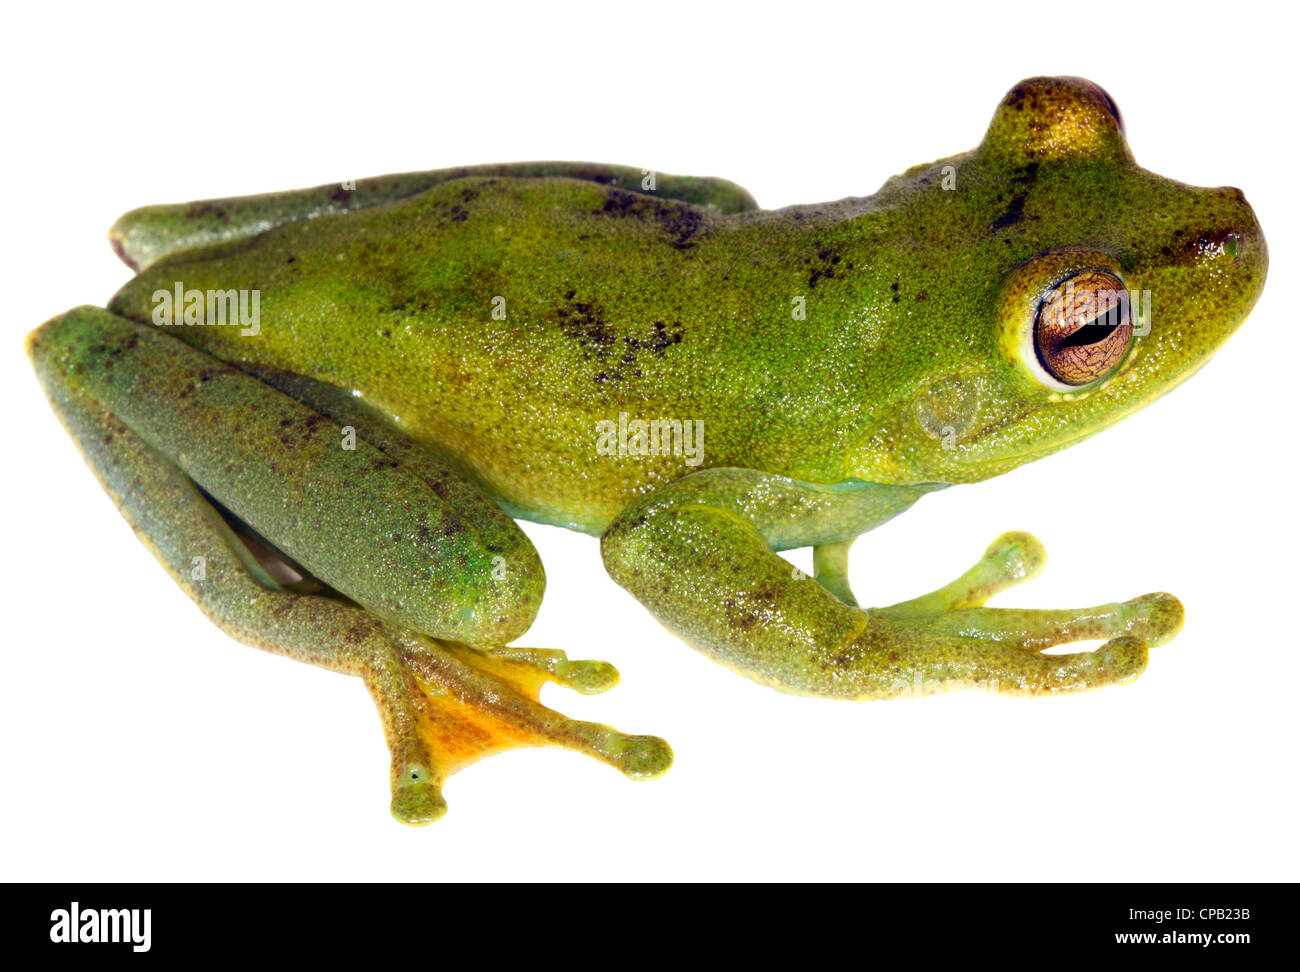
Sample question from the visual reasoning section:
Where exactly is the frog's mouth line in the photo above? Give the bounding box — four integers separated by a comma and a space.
954, 355, 1216, 475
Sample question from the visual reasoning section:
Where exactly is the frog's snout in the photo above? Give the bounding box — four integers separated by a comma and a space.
1223, 186, 1267, 290
1218, 186, 1265, 259
1184, 185, 1268, 307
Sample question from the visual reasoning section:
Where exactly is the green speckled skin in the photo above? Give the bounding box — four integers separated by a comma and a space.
27, 78, 1266, 822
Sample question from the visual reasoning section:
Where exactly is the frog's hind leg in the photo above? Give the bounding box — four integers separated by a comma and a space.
27, 307, 670, 823
109, 162, 759, 271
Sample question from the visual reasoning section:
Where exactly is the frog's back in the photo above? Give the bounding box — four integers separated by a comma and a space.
107, 176, 894, 531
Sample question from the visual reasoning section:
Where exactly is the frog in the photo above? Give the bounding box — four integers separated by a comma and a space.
26, 77, 1266, 824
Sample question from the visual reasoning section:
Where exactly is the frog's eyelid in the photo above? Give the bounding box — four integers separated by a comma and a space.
1075, 77, 1126, 135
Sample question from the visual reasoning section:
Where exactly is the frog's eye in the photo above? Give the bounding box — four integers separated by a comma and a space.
1033, 269, 1132, 385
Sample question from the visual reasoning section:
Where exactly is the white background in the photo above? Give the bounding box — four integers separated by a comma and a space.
3, 0, 1295, 882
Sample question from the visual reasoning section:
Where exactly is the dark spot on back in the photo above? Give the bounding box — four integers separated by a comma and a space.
556, 294, 684, 382
807, 245, 850, 289
1009, 162, 1040, 186
184, 202, 228, 221
330, 185, 354, 208
594, 188, 705, 249
991, 191, 1027, 230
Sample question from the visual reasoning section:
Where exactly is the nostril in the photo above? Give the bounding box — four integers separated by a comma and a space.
1220, 186, 1247, 204
1182, 228, 1246, 263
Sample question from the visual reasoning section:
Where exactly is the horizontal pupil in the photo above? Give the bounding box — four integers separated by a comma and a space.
1058, 306, 1126, 349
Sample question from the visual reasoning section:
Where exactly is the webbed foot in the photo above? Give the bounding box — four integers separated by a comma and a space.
382, 638, 672, 825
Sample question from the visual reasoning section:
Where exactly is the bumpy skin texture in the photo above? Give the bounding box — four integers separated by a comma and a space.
27, 78, 1266, 822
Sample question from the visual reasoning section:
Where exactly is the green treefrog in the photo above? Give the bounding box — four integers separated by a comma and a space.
27, 77, 1266, 824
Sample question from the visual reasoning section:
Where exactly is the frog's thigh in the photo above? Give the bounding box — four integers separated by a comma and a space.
27, 308, 670, 823
30, 306, 542, 647
601, 471, 1184, 699
110, 162, 758, 271
240, 364, 544, 591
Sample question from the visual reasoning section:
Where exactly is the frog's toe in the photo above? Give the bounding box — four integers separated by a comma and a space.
390, 765, 449, 826
854, 628, 1150, 697
601, 733, 674, 780
476, 646, 621, 695
878, 531, 1050, 618
984, 531, 1048, 585
1030, 635, 1148, 692
1079, 636, 1149, 686
1122, 592, 1185, 647
958, 530, 1048, 605
555, 658, 621, 694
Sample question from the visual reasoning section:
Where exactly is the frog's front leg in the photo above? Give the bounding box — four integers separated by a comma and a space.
28, 307, 669, 823
601, 469, 1184, 698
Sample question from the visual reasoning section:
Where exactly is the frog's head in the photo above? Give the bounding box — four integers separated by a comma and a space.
847, 76, 1267, 485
